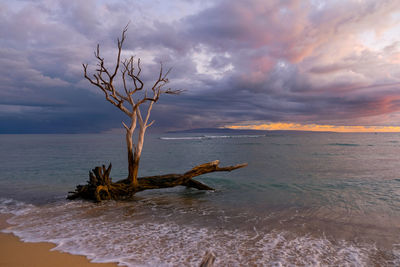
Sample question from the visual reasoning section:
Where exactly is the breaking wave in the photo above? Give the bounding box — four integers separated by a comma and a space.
160, 135, 265, 140
1, 198, 397, 266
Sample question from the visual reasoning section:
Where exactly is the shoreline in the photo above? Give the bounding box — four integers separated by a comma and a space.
0, 214, 119, 267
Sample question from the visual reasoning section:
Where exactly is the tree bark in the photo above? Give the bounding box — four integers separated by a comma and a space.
131, 123, 145, 188
67, 160, 247, 202
125, 111, 138, 189
126, 129, 136, 185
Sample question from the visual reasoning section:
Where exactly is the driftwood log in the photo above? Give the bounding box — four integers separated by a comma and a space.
199, 251, 216, 267
67, 160, 247, 202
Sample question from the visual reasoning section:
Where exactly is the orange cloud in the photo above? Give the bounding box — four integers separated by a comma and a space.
226, 122, 400, 132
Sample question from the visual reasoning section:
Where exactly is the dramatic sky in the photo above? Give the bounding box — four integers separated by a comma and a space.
1, 0, 400, 133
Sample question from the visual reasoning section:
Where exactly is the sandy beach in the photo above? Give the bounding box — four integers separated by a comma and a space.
0, 214, 118, 267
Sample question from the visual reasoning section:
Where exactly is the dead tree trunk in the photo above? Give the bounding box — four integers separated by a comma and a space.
82, 25, 182, 191
67, 161, 247, 202
73, 25, 247, 202
125, 114, 137, 188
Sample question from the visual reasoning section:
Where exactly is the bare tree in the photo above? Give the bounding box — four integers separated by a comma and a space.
82, 25, 181, 190
68, 26, 247, 202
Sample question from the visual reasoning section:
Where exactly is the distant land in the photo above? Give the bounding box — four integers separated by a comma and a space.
166, 128, 374, 134
166, 128, 268, 134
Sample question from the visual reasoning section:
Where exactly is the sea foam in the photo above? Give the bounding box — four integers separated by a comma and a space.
0, 198, 36, 216
0, 198, 391, 266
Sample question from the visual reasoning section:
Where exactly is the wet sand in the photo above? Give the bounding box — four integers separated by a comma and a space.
0, 214, 118, 267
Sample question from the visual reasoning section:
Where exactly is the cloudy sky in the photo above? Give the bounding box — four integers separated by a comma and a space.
1, 0, 400, 133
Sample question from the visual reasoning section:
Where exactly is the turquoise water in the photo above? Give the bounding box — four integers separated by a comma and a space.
1, 132, 400, 266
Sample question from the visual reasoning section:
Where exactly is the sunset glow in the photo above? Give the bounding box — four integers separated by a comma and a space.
227, 123, 400, 133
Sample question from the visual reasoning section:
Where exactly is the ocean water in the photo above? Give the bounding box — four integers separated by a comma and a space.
1, 132, 400, 266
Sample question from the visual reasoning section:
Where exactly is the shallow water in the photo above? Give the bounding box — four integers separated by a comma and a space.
1, 132, 400, 266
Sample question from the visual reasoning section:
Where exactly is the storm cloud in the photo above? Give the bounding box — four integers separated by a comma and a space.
1, 0, 400, 133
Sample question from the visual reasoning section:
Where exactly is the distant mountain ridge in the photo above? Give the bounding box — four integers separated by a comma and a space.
166, 128, 349, 134
166, 128, 269, 134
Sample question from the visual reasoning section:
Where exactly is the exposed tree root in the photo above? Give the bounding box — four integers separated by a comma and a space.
67, 161, 247, 202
